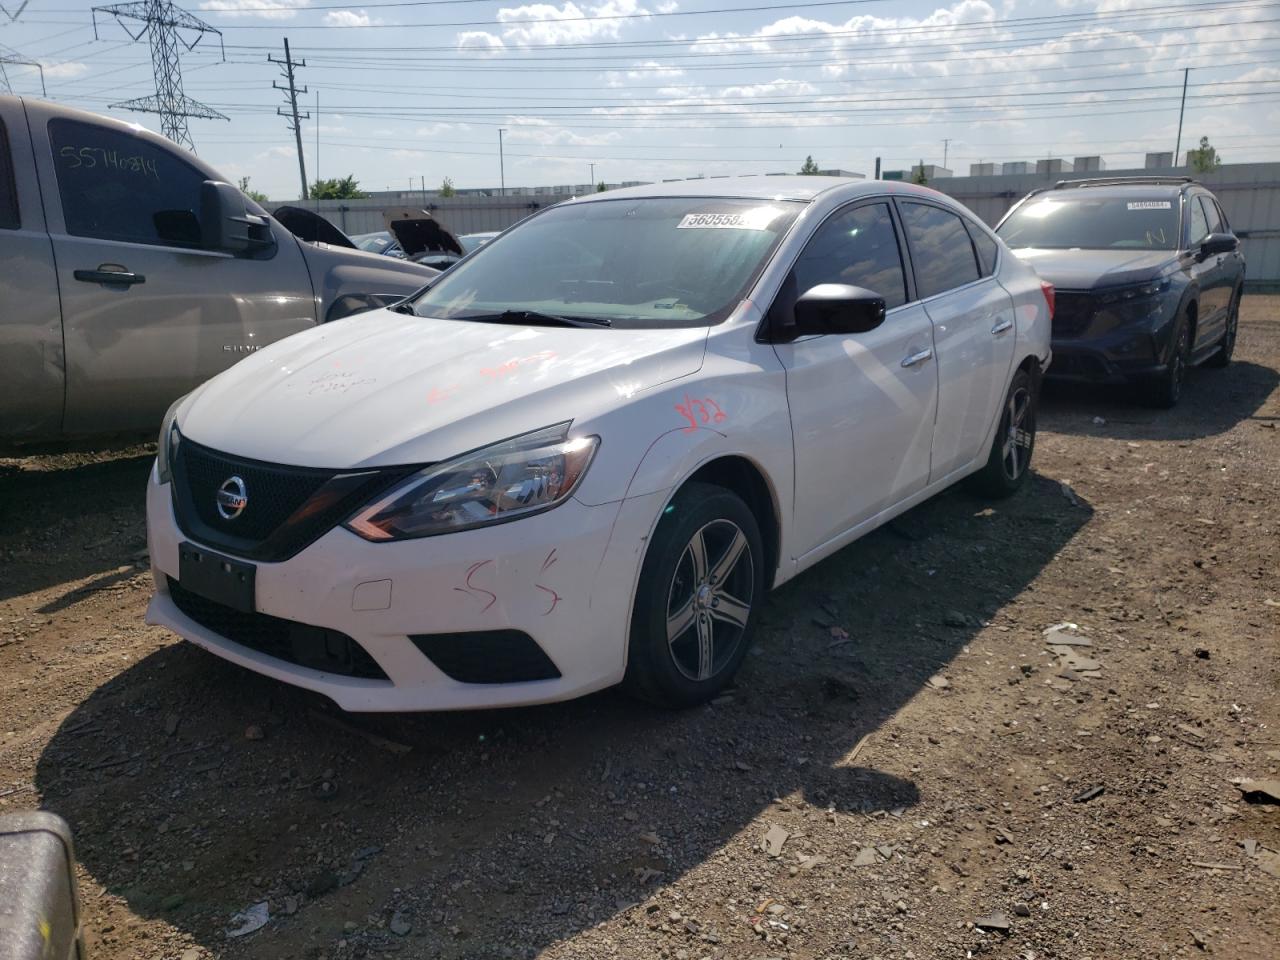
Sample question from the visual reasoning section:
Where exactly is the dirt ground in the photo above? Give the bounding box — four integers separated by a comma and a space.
2, 296, 1277, 960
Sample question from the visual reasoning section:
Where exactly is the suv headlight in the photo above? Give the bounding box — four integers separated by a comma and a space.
155, 398, 185, 484
1097, 277, 1171, 304
345, 422, 599, 542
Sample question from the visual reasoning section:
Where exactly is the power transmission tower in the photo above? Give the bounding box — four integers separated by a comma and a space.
269, 38, 309, 201
1, 2, 30, 22
91, 0, 228, 152
0, 42, 46, 95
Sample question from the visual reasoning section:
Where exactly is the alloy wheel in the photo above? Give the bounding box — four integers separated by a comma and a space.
1170, 325, 1189, 401
665, 519, 755, 682
1000, 386, 1035, 482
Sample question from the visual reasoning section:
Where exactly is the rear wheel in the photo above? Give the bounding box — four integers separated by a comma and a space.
1146, 313, 1191, 408
1204, 287, 1241, 369
968, 367, 1037, 499
624, 482, 764, 708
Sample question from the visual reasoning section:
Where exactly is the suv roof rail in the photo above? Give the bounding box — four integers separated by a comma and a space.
1050, 176, 1198, 190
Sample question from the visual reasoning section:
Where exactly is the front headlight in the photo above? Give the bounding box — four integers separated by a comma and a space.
1097, 277, 1172, 305
155, 398, 185, 484
345, 422, 599, 542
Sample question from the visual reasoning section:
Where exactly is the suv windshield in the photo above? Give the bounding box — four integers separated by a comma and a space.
408, 197, 803, 328
997, 195, 1180, 251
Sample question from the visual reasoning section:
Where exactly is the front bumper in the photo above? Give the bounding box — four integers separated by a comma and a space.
1045, 290, 1179, 384
145, 466, 663, 711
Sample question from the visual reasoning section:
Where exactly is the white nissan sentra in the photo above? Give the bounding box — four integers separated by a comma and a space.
144, 177, 1052, 712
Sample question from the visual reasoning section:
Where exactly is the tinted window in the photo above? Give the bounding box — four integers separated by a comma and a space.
49, 118, 206, 248
1199, 196, 1222, 234
1187, 195, 1210, 245
997, 195, 1178, 250
410, 197, 803, 328
791, 202, 907, 309
0, 117, 17, 230
1213, 199, 1231, 232
968, 221, 999, 276
901, 202, 980, 298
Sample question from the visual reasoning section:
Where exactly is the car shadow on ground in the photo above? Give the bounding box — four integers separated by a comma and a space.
34, 474, 1092, 958
1039, 359, 1278, 441
0, 452, 154, 604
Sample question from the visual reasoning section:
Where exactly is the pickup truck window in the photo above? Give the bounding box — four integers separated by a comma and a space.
48, 118, 207, 249
0, 117, 17, 230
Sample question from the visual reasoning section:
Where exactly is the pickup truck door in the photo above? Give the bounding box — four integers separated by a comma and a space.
0, 100, 65, 443
29, 106, 318, 436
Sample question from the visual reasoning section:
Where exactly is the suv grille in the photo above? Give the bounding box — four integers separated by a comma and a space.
172, 438, 414, 562
168, 578, 389, 681
1051, 291, 1097, 339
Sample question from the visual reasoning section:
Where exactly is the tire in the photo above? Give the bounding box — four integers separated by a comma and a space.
1204, 287, 1241, 369
1146, 311, 1191, 408
968, 367, 1037, 499
623, 481, 765, 708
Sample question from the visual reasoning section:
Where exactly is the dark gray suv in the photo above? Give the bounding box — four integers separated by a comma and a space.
995, 177, 1245, 407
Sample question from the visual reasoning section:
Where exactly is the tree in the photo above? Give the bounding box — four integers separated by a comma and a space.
309, 174, 366, 200
798, 155, 821, 175
237, 176, 269, 204
1188, 135, 1222, 173
912, 159, 928, 185
439, 176, 456, 198
596, 181, 607, 192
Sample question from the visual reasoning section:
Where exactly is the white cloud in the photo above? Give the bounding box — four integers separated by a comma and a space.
457, 30, 507, 55
322, 8, 381, 26
496, 0, 651, 47
198, 0, 309, 20
504, 116, 622, 146
41, 61, 89, 79
655, 0, 678, 11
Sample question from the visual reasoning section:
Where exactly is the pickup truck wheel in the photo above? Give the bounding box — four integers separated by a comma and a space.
624, 482, 764, 708
1146, 314, 1190, 407
1204, 288, 1241, 369
968, 367, 1036, 499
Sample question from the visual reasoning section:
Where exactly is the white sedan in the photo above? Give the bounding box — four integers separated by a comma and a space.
145, 177, 1052, 712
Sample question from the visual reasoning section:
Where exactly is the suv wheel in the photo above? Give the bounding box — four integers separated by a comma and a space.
968, 367, 1037, 498
1205, 288, 1241, 369
624, 482, 764, 708
1147, 313, 1191, 408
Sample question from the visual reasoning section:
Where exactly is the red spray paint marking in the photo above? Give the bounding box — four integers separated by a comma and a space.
676, 394, 728, 433
535, 548, 563, 616
479, 351, 558, 380
452, 559, 497, 612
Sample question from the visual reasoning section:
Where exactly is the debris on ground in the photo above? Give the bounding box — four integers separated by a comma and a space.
1235, 779, 1280, 804
226, 902, 270, 938
761, 825, 789, 857
1072, 785, 1105, 803
974, 912, 1011, 932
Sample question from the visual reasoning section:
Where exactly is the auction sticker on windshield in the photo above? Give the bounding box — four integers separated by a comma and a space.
678, 207, 783, 230
1127, 201, 1172, 210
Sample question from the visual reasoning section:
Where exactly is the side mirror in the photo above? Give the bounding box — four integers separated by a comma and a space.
200, 180, 275, 254
773, 283, 886, 343
1200, 232, 1237, 258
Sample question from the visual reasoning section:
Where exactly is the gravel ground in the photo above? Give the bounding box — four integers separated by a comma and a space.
2, 296, 1277, 960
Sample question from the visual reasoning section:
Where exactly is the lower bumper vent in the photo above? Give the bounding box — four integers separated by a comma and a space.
410, 631, 561, 684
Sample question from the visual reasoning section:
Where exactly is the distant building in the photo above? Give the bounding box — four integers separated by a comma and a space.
1036, 158, 1073, 175
1074, 156, 1106, 171
883, 170, 906, 181
1001, 161, 1030, 175
969, 162, 996, 177
815, 168, 866, 179
1145, 152, 1174, 169
911, 164, 952, 180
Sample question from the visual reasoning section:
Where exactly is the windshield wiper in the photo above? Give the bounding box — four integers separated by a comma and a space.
455, 309, 611, 329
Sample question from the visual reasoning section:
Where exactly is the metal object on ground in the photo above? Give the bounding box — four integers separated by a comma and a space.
0, 810, 86, 960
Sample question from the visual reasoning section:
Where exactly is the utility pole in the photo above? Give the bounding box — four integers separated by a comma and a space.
942, 138, 951, 170
874, 156, 881, 179
314, 89, 319, 208
498, 127, 506, 197
1174, 67, 1190, 167
589, 161, 595, 186
92, 0, 228, 151
269, 38, 309, 201
421, 175, 426, 207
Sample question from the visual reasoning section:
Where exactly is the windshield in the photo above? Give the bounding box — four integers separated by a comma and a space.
408, 197, 803, 328
352, 231, 397, 254
997, 195, 1180, 251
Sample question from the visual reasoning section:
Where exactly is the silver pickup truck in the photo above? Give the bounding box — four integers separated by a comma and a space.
0, 95, 437, 446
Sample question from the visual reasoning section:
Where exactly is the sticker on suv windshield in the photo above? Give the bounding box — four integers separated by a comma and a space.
1127, 201, 1172, 210
678, 207, 782, 230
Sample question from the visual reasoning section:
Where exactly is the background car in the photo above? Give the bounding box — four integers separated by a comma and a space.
995, 176, 1245, 407
459, 231, 500, 253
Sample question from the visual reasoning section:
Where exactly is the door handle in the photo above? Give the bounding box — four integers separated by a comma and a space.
901, 347, 933, 368
74, 267, 145, 286
991, 317, 1014, 335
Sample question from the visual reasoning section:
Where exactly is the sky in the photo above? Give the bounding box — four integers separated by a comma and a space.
2, 0, 1279, 198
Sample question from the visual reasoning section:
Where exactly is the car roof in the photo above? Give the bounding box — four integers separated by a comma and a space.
562, 176, 948, 205
1029, 178, 1204, 200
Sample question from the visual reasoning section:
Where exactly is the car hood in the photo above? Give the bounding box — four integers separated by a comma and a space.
1009, 248, 1176, 290
384, 209, 464, 257
177, 311, 708, 468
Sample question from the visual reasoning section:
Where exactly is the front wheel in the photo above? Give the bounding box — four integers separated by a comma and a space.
624, 482, 765, 708
1204, 288, 1241, 369
1146, 314, 1191, 407
968, 367, 1037, 498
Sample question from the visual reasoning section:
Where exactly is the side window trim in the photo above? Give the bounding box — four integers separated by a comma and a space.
891, 196, 991, 302
0, 115, 19, 230
1213, 198, 1231, 232
962, 216, 1001, 277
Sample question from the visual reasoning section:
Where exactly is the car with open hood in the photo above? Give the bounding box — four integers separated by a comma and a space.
145, 177, 1052, 712
995, 177, 1245, 407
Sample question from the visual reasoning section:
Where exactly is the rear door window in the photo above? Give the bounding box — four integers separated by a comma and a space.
0, 117, 18, 230
900, 201, 981, 298
967, 221, 999, 276
48, 118, 207, 248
